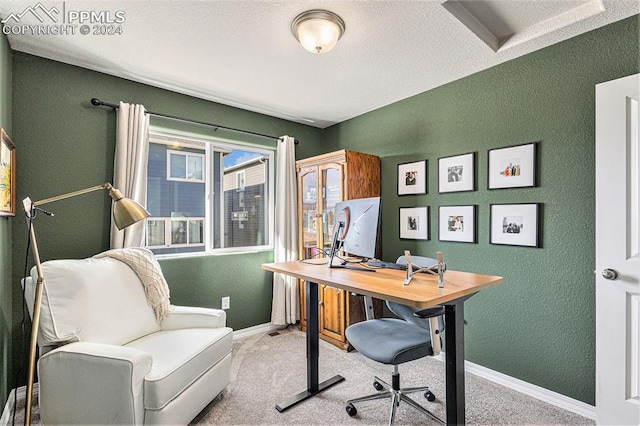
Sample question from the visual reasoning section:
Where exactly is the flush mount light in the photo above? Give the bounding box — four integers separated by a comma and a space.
291, 9, 345, 54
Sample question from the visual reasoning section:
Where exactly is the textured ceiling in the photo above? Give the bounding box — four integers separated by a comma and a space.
1, 1, 638, 128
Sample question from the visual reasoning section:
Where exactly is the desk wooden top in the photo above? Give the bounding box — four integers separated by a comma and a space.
262, 261, 504, 308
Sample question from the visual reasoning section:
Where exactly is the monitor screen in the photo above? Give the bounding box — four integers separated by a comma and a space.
331, 196, 381, 260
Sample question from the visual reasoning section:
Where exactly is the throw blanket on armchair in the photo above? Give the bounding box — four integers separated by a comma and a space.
95, 247, 172, 322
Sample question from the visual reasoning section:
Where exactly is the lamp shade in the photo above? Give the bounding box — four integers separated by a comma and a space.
292, 10, 345, 54
112, 197, 150, 230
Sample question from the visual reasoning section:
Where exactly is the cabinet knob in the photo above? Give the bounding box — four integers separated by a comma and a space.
318, 301, 324, 306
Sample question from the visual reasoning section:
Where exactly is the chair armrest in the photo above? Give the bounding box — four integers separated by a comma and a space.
160, 305, 227, 330
38, 342, 152, 425
413, 306, 445, 319
413, 306, 444, 356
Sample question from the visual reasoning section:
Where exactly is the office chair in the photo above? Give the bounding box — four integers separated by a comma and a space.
344, 255, 445, 425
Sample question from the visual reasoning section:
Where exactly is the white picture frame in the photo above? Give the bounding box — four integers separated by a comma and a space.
490, 203, 541, 247
438, 205, 476, 243
438, 152, 475, 193
397, 160, 427, 195
488, 142, 537, 189
399, 206, 429, 240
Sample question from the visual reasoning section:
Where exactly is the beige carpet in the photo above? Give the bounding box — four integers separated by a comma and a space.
7, 328, 594, 425
193, 328, 593, 425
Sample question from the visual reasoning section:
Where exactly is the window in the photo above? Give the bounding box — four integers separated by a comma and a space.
167, 150, 204, 182
146, 132, 274, 255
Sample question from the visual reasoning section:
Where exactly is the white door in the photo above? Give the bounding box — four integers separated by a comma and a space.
595, 73, 640, 425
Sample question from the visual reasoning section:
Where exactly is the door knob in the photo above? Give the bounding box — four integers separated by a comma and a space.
602, 268, 619, 280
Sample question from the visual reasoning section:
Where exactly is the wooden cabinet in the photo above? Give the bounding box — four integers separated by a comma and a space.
296, 149, 382, 350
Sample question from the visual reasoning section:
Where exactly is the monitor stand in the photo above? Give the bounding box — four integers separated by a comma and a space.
327, 222, 375, 273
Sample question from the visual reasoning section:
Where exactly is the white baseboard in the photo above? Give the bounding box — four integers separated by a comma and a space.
434, 353, 596, 420
232, 322, 284, 340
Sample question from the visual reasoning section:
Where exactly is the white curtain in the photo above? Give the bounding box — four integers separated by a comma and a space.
271, 136, 299, 325
110, 101, 150, 249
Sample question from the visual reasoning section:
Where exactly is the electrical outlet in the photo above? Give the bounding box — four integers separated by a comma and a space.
221, 296, 230, 310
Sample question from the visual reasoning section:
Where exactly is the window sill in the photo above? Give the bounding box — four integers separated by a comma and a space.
154, 246, 274, 260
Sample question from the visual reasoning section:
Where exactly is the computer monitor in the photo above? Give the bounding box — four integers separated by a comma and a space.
329, 196, 381, 262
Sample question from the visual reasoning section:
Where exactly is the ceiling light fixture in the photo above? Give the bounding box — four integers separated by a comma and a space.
291, 9, 345, 54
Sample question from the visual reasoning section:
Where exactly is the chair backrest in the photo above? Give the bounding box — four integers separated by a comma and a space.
388, 255, 445, 336
24, 257, 161, 351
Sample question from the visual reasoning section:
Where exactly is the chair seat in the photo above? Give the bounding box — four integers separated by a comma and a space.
125, 327, 233, 410
346, 318, 433, 365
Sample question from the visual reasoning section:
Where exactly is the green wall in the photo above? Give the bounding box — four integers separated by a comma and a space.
7, 53, 324, 400
0, 30, 12, 407
324, 16, 639, 405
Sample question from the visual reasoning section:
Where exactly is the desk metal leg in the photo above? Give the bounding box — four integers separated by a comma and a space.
275, 281, 345, 412
444, 300, 465, 425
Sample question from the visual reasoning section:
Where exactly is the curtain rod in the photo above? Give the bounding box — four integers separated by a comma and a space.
90, 98, 299, 145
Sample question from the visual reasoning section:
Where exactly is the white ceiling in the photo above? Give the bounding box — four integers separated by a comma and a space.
1, 1, 638, 128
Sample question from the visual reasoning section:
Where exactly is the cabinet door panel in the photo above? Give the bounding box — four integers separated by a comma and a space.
320, 163, 344, 254
298, 167, 319, 259
319, 285, 345, 342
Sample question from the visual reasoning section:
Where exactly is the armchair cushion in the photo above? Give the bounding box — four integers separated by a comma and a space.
126, 327, 232, 410
28, 257, 160, 349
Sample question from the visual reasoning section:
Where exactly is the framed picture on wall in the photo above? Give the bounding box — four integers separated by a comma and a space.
438, 205, 476, 243
397, 160, 427, 195
0, 128, 16, 217
438, 152, 476, 193
399, 206, 429, 240
488, 142, 537, 189
490, 203, 541, 247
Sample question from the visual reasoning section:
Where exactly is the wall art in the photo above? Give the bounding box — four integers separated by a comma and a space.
397, 160, 427, 195
488, 142, 537, 189
438, 205, 476, 243
490, 203, 541, 247
399, 206, 429, 240
438, 152, 475, 193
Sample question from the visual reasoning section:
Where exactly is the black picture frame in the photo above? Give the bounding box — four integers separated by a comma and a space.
438, 205, 477, 243
399, 206, 429, 240
488, 142, 537, 190
397, 160, 427, 195
438, 152, 476, 193
490, 203, 541, 247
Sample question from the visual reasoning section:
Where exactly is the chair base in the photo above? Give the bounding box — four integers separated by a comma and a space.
346, 374, 444, 425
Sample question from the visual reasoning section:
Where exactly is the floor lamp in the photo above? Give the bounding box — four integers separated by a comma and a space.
21, 182, 150, 425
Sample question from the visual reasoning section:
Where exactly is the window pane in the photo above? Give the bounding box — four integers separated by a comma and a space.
188, 220, 204, 244
170, 153, 186, 179
188, 155, 203, 180
172, 220, 188, 244
223, 153, 267, 248
147, 220, 165, 246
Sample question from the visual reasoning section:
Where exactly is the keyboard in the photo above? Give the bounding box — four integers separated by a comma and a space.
366, 260, 406, 270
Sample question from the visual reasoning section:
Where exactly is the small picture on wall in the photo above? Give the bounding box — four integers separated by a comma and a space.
438, 152, 476, 193
438, 205, 476, 243
399, 206, 429, 240
488, 142, 537, 189
398, 160, 427, 195
490, 203, 541, 247
0, 128, 16, 217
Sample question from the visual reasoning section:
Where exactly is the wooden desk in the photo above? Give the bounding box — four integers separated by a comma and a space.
262, 261, 503, 425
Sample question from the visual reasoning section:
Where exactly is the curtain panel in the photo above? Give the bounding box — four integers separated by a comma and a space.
271, 135, 299, 325
111, 102, 150, 249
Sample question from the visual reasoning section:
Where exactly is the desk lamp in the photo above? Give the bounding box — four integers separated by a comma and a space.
21, 182, 149, 424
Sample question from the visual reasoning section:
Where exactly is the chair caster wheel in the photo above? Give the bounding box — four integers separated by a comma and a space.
424, 390, 436, 402
346, 403, 357, 417
373, 380, 384, 391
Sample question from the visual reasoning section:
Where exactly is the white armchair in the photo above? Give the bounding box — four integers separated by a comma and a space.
23, 255, 232, 425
